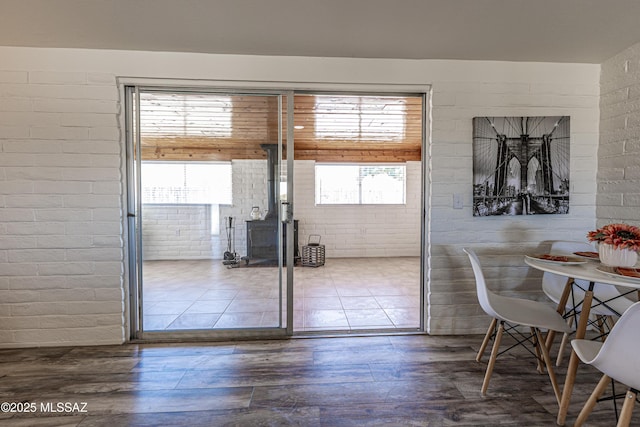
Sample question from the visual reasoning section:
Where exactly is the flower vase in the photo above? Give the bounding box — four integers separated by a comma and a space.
598, 243, 638, 267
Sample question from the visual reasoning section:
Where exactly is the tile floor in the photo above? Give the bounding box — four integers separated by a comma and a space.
142, 257, 421, 332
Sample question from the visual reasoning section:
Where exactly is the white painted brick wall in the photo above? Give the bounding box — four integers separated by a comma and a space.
0, 67, 124, 348
219, 160, 269, 258
142, 204, 220, 260
142, 160, 268, 260
428, 77, 600, 335
0, 46, 603, 345
598, 41, 640, 227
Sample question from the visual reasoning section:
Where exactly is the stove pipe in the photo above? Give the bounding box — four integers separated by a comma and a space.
260, 144, 277, 220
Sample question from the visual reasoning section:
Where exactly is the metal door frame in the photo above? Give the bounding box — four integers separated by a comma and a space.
124, 85, 294, 341
121, 78, 431, 340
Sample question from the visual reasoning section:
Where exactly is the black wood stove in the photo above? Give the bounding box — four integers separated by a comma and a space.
245, 144, 299, 264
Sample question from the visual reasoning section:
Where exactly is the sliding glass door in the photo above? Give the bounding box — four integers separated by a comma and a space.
126, 87, 294, 339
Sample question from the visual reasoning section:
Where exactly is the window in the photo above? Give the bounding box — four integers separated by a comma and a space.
314, 95, 406, 141
315, 164, 406, 205
141, 162, 232, 205
142, 162, 232, 234
140, 92, 232, 138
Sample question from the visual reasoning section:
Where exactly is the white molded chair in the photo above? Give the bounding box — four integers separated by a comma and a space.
464, 248, 572, 404
571, 301, 640, 427
542, 241, 635, 364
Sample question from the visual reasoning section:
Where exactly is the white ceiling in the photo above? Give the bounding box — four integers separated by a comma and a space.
2, 0, 640, 64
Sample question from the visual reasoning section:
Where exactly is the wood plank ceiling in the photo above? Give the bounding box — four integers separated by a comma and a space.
140, 92, 423, 163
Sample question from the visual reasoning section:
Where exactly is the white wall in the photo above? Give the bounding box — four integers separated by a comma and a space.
141, 159, 268, 260
142, 204, 219, 260
142, 160, 421, 260
294, 160, 421, 258
598, 41, 640, 227
429, 76, 600, 333
0, 67, 124, 347
0, 46, 601, 346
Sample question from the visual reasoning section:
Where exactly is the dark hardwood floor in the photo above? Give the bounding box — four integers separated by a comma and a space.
0, 334, 631, 426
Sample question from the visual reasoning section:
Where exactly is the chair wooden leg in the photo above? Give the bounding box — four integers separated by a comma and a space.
617, 389, 637, 427
596, 315, 607, 339
531, 327, 544, 374
556, 317, 573, 366
535, 328, 562, 406
574, 374, 610, 427
481, 321, 503, 396
476, 318, 497, 363
606, 315, 615, 331
545, 329, 556, 356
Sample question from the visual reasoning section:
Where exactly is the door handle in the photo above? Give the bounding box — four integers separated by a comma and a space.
281, 202, 292, 223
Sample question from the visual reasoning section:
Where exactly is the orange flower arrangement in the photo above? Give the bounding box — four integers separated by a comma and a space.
587, 223, 640, 252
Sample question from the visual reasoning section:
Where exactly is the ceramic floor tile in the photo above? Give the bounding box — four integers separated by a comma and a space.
384, 308, 421, 327
305, 310, 349, 328
166, 313, 222, 330
198, 290, 239, 300
260, 311, 282, 327
344, 309, 394, 327
184, 300, 232, 314
214, 312, 265, 328
335, 286, 372, 297
144, 301, 195, 315
140, 257, 421, 332
293, 311, 305, 329
303, 287, 339, 297
226, 298, 280, 313
339, 296, 381, 310
235, 288, 279, 298
144, 314, 180, 330
368, 285, 413, 296
144, 290, 208, 301
374, 295, 420, 309
304, 297, 343, 310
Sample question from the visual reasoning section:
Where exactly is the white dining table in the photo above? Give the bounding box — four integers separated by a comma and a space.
524, 256, 640, 426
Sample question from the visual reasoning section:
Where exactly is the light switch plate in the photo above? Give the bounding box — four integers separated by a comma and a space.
453, 193, 463, 209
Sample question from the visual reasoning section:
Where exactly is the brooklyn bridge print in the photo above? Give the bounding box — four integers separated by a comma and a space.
472, 116, 570, 216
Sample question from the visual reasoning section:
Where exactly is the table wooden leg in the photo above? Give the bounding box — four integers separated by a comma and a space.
557, 277, 573, 313
546, 277, 573, 351
557, 289, 593, 425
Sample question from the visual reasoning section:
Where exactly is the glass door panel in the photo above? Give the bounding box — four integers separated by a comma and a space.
290, 92, 424, 333
127, 87, 291, 337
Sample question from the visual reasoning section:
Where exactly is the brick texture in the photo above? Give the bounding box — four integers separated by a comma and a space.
428, 79, 599, 334
598, 42, 640, 226
0, 47, 603, 344
0, 69, 123, 348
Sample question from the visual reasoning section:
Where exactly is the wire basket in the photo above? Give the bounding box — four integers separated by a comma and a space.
302, 235, 325, 267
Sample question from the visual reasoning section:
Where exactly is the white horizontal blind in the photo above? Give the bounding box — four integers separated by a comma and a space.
313, 95, 406, 141
140, 92, 232, 138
